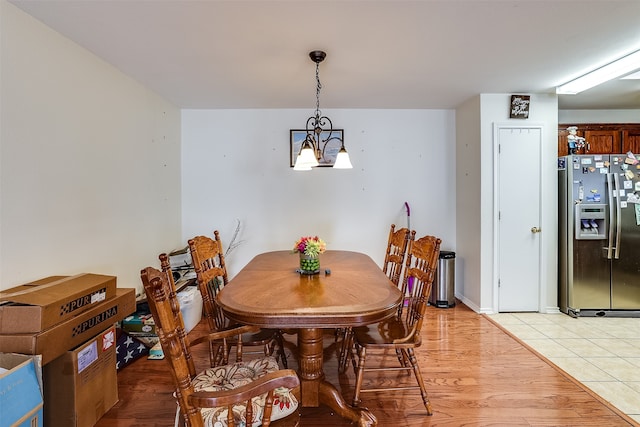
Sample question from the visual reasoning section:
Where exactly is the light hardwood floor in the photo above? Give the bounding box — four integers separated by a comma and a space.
97, 303, 637, 426
488, 311, 640, 424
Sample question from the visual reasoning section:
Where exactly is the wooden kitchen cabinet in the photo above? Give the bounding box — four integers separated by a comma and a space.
559, 124, 640, 156
558, 128, 577, 157
622, 129, 640, 153
583, 130, 621, 153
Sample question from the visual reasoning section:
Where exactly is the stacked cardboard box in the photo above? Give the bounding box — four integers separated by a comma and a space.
0, 274, 136, 427
0, 274, 135, 364
44, 325, 118, 427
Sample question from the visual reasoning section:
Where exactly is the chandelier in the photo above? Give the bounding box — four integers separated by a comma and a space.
294, 50, 353, 171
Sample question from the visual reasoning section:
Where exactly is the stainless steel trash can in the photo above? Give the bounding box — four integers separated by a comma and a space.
429, 251, 455, 308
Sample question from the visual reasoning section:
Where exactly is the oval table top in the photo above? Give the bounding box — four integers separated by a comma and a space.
217, 250, 402, 329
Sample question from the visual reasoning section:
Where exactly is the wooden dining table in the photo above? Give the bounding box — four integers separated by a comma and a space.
216, 250, 402, 427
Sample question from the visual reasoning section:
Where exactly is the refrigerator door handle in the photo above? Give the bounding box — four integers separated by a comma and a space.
613, 172, 622, 259
606, 173, 614, 259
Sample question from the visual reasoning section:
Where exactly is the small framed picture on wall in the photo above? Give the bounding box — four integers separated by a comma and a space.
510, 95, 530, 119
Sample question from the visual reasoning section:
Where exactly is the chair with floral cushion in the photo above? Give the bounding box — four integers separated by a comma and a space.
350, 234, 441, 415
140, 265, 300, 427
337, 224, 414, 373
189, 231, 288, 368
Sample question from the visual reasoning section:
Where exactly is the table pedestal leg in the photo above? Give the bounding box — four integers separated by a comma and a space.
297, 328, 377, 427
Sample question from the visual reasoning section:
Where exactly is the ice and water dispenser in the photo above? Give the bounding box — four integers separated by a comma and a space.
574, 204, 606, 240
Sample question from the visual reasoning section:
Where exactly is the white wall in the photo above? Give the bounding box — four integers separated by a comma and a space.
456, 93, 558, 313
455, 96, 482, 308
0, 1, 182, 291
559, 109, 640, 124
181, 109, 456, 278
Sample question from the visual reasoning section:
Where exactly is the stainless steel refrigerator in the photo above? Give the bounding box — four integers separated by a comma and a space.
558, 154, 640, 317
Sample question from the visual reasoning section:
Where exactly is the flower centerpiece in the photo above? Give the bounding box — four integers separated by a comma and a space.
293, 236, 326, 275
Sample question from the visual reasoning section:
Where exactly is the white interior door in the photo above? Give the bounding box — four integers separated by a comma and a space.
496, 126, 542, 312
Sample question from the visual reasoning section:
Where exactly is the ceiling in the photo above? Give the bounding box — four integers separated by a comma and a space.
9, 0, 640, 110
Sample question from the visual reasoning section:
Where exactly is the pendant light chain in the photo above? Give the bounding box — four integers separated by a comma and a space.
293, 50, 352, 170
315, 61, 322, 119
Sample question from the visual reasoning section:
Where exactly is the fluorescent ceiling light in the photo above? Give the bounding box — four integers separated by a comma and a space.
621, 70, 640, 80
556, 49, 640, 94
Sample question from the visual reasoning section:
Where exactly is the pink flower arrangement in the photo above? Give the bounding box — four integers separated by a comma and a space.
293, 236, 326, 257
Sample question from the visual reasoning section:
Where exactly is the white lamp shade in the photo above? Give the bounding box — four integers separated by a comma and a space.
293, 157, 312, 171
333, 148, 353, 169
295, 146, 319, 169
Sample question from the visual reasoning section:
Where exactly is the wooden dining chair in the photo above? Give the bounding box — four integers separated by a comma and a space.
188, 231, 288, 368
337, 224, 414, 373
140, 266, 300, 427
350, 234, 441, 415
382, 224, 414, 288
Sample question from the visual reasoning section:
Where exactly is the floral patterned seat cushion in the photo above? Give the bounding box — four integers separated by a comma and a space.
191, 356, 298, 427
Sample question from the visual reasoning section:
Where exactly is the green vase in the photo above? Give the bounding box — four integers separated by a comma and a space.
299, 253, 320, 275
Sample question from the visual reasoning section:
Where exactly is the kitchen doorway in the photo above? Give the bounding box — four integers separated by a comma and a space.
495, 125, 543, 312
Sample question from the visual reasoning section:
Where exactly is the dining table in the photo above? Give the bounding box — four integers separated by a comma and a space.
216, 250, 402, 427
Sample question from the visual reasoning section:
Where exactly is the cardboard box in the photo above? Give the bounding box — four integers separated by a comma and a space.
44, 325, 117, 427
0, 288, 135, 364
0, 274, 117, 334
0, 353, 43, 427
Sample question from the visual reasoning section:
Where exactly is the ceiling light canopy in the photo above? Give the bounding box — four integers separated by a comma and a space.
294, 50, 352, 171
556, 49, 640, 95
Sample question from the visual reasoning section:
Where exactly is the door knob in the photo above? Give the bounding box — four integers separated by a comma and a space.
531, 227, 541, 233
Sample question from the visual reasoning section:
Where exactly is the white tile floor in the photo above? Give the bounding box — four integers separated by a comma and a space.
487, 312, 640, 424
